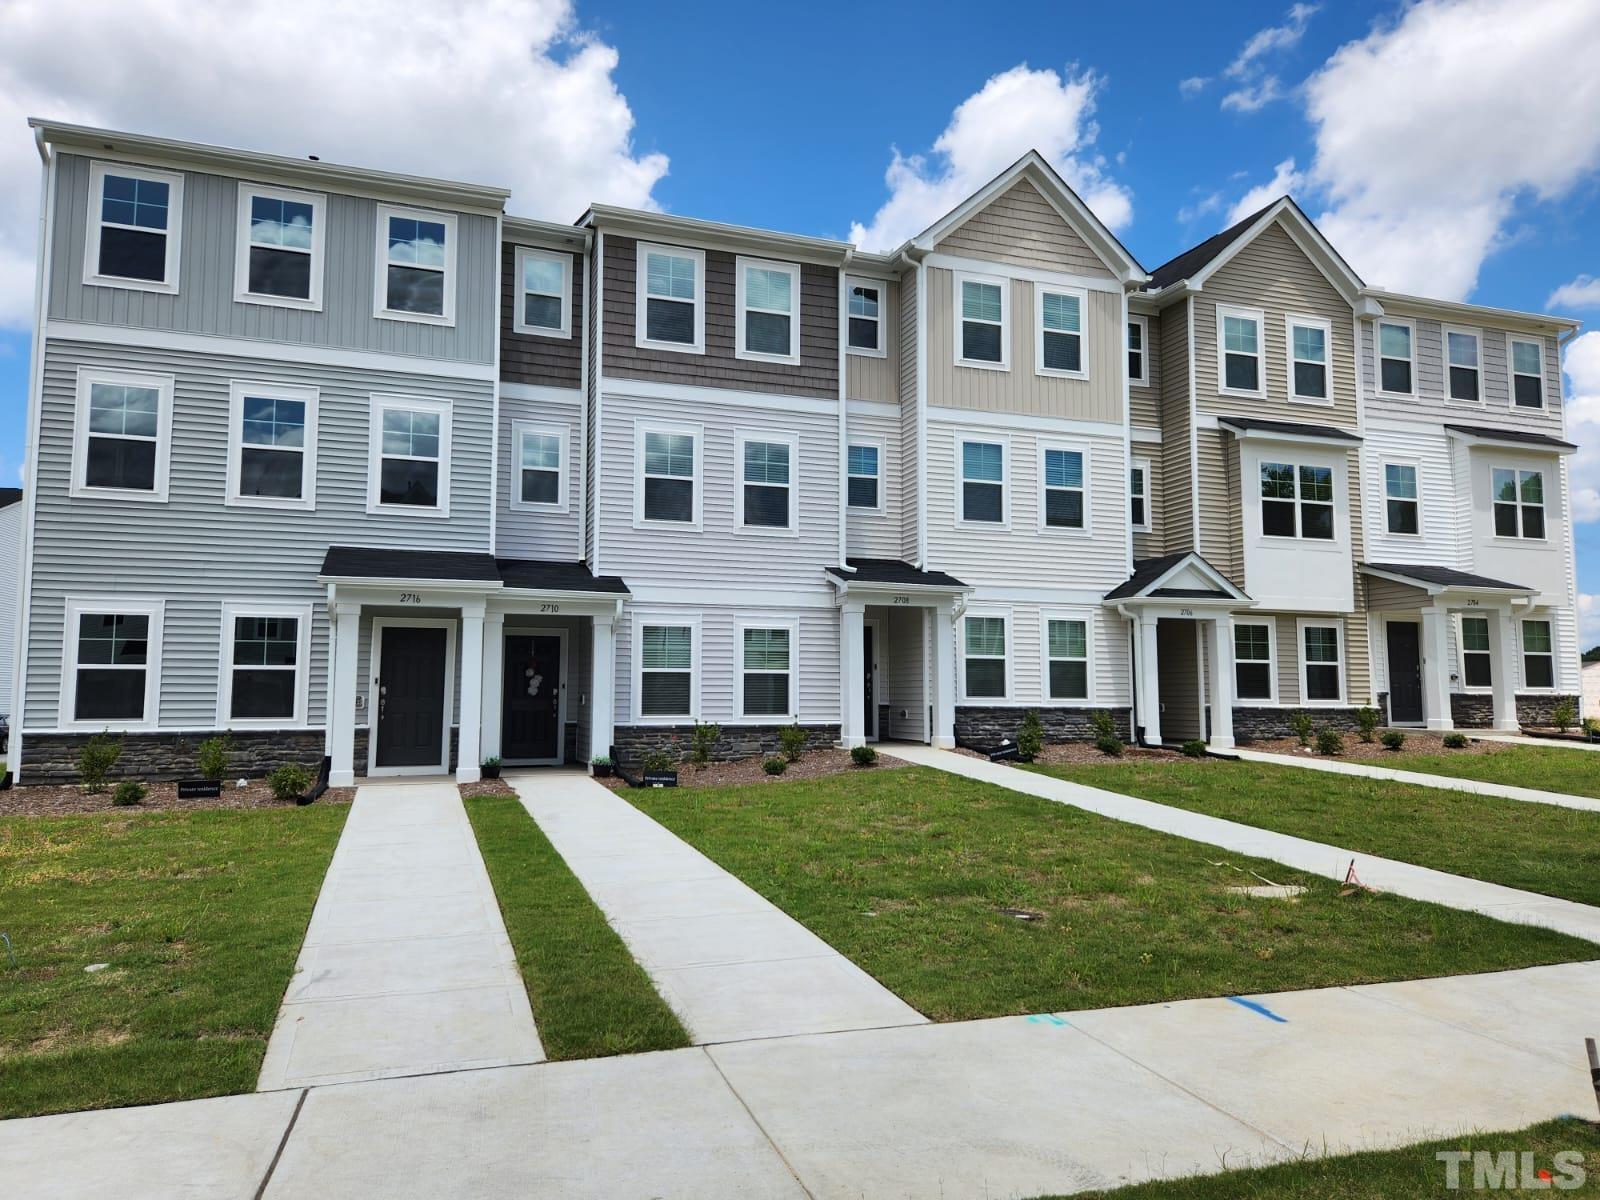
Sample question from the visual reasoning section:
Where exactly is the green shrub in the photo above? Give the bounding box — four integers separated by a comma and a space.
1584, 718, 1599, 742
1381, 730, 1407, 751
1288, 711, 1315, 748
1089, 709, 1124, 757
1016, 710, 1044, 762
1179, 739, 1207, 758
195, 733, 233, 783
1552, 699, 1576, 733
778, 724, 808, 762
850, 745, 877, 767
1315, 728, 1345, 756
640, 748, 677, 774
111, 780, 146, 807
1442, 732, 1468, 749
78, 732, 122, 793
590, 755, 613, 768
762, 757, 787, 776
1355, 707, 1379, 744
689, 721, 720, 765
266, 762, 312, 802
1095, 734, 1125, 758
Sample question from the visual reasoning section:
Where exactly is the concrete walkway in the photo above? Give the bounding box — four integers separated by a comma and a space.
1471, 731, 1600, 753
884, 744, 1600, 944
256, 779, 543, 1089
510, 769, 927, 1044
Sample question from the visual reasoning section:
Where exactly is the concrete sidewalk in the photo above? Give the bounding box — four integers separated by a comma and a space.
510, 769, 927, 1044
256, 780, 543, 1089
884, 745, 1600, 944
1471, 732, 1600, 753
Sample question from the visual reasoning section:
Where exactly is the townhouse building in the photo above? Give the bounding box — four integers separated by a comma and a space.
3, 122, 1582, 785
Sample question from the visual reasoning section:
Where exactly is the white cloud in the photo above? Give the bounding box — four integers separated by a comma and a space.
1221, 77, 1288, 114
0, 0, 668, 330
1225, 158, 1304, 226
1214, 3, 1319, 114
1549, 275, 1600, 310
849, 65, 1133, 253
1179, 77, 1210, 99
1563, 330, 1600, 526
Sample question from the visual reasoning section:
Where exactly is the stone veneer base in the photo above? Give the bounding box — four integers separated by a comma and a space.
611, 723, 841, 766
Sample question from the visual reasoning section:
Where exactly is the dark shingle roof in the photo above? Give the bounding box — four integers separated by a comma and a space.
1444, 424, 1577, 452
1218, 416, 1361, 443
1362, 563, 1533, 593
1103, 552, 1191, 601
497, 558, 629, 595
1150, 587, 1232, 599
825, 558, 967, 589
322, 546, 500, 582
1146, 201, 1277, 291
0, 488, 20, 510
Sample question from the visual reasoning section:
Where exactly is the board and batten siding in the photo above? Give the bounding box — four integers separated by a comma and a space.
935, 179, 1115, 279
1157, 297, 1194, 554
49, 153, 497, 365
500, 242, 583, 388
600, 234, 838, 400
845, 277, 898, 404
0, 502, 21, 718
24, 338, 494, 729
496, 391, 584, 561
845, 409, 903, 560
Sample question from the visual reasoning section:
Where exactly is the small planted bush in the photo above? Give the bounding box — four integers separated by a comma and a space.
1585, 718, 1600, 743
689, 721, 720, 765
1089, 709, 1124, 758
640, 748, 677, 774
78, 732, 123, 794
1552, 699, 1576, 733
267, 762, 312, 802
850, 744, 878, 767
195, 733, 233, 783
778, 723, 808, 763
762, 757, 787, 776
1180, 739, 1207, 759
1442, 732, 1468, 749
1016, 710, 1044, 763
1288, 711, 1315, 748
1355, 707, 1379, 744
112, 780, 146, 807
1381, 730, 1407, 751
1315, 728, 1345, 756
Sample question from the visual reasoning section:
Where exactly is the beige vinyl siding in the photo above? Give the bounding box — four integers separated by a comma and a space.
845, 410, 902, 559
1195, 428, 1239, 583
1364, 576, 1429, 610
899, 266, 920, 560
1158, 297, 1194, 554
1131, 445, 1164, 560
845, 277, 898, 404
936, 179, 1114, 278
1345, 451, 1372, 702
1129, 308, 1161, 427
924, 268, 1124, 424
1251, 611, 1367, 708
500, 242, 583, 388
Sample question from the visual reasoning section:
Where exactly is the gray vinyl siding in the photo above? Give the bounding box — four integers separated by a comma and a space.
1129, 309, 1161, 427
23, 337, 493, 729
50, 153, 496, 365
600, 234, 839, 400
935, 179, 1114, 278
1131, 446, 1163, 561
496, 392, 584, 561
845, 410, 902, 559
899, 266, 920, 561
500, 242, 583, 387
845, 278, 898, 403
0, 502, 21, 717
1158, 297, 1194, 554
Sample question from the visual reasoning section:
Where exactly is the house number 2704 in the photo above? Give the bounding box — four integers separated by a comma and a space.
398, 592, 422, 604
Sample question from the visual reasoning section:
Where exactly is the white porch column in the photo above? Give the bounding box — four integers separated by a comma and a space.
456, 598, 486, 783
1420, 606, 1454, 731
930, 601, 957, 748
590, 611, 617, 768
839, 601, 866, 749
1207, 614, 1235, 749
1138, 615, 1163, 747
479, 610, 505, 763
1489, 606, 1520, 732
329, 601, 361, 786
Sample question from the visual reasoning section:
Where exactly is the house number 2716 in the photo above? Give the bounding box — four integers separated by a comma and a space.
398, 592, 422, 604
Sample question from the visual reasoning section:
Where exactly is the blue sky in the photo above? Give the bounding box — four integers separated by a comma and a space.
2, 0, 1597, 641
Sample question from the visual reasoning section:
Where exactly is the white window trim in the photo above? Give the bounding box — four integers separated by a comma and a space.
366, 394, 453, 518
373, 203, 458, 327
635, 241, 706, 355
509, 419, 569, 514
736, 428, 799, 536
1378, 456, 1423, 540
215, 601, 313, 729
70, 365, 175, 503
1257, 456, 1340, 545
1520, 617, 1557, 693
1284, 314, 1334, 405
1456, 613, 1494, 695
1442, 324, 1483, 405
953, 271, 1010, 371
1233, 619, 1279, 705
1374, 317, 1417, 399
736, 618, 799, 723
225, 381, 318, 512
846, 436, 885, 515
84, 160, 184, 295
956, 431, 1010, 530
735, 256, 801, 365
233, 182, 325, 311
631, 613, 701, 724
1296, 618, 1345, 707
958, 608, 1013, 704
1033, 281, 1089, 381
1041, 609, 1095, 703
845, 276, 887, 359
1036, 439, 1092, 536
59, 595, 165, 732
1216, 303, 1267, 399
1508, 335, 1545, 410
1128, 315, 1150, 386
511, 245, 572, 339
634, 419, 704, 531
1490, 464, 1548, 544
1130, 456, 1152, 533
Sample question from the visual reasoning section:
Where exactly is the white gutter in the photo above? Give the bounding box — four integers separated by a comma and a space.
577, 240, 591, 562
914, 253, 929, 568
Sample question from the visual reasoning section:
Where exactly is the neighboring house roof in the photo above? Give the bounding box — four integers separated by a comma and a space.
825, 559, 968, 590
1360, 562, 1534, 594
1443, 424, 1578, 453
1363, 289, 1581, 336
497, 558, 629, 595
319, 547, 629, 595
0, 488, 21, 510
1147, 202, 1274, 291
580, 203, 853, 265
1104, 551, 1250, 603
1217, 416, 1362, 444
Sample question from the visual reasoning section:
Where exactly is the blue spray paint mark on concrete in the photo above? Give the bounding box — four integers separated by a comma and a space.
1227, 995, 1289, 1023
1027, 1013, 1069, 1026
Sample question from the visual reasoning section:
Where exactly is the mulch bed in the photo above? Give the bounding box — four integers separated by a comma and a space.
0, 780, 356, 818
460, 777, 519, 800
598, 747, 907, 792
952, 741, 1176, 765
1242, 732, 1505, 762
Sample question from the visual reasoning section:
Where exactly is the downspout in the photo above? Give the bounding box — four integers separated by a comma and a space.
1115, 603, 1145, 747
488, 209, 503, 555
914, 253, 929, 568
577, 235, 591, 562
592, 229, 605, 575
837, 251, 852, 569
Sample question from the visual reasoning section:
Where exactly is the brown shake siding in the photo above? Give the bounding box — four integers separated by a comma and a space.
500, 243, 583, 388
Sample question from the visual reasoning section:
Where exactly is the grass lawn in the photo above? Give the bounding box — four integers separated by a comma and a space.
1375, 742, 1600, 800
0, 804, 346, 1119
630, 766, 1594, 1021
1029, 758, 1600, 908
465, 796, 689, 1059
1036, 1117, 1600, 1198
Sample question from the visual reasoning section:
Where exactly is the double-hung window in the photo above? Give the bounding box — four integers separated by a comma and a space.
740, 625, 795, 720
72, 368, 173, 501
736, 258, 800, 363
847, 280, 885, 355
1234, 623, 1274, 701
1129, 458, 1151, 532
1301, 623, 1344, 703
1128, 316, 1149, 385
639, 622, 695, 719
1045, 616, 1089, 701
960, 438, 1006, 524
1445, 327, 1482, 403
512, 422, 565, 510
847, 442, 881, 510
1036, 284, 1086, 377
236, 184, 323, 308
369, 396, 450, 514
1218, 305, 1264, 394
221, 604, 309, 725
1510, 338, 1544, 408
513, 247, 571, 337
1041, 445, 1086, 531
1522, 619, 1554, 689
86, 161, 182, 291
1460, 616, 1493, 689
637, 243, 704, 352
1376, 320, 1415, 396
638, 424, 699, 526
1260, 461, 1334, 540
962, 615, 1008, 700
1287, 316, 1330, 402
1383, 462, 1419, 536
63, 598, 163, 727
376, 205, 456, 323
1493, 467, 1545, 539
228, 382, 316, 509
740, 433, 795, 532
956, 274, 1008, 368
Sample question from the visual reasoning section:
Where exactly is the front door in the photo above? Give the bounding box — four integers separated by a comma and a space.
374, 625, 449, 769
503, 633, 563, 762
1387, 621, 1424, 723
863, 624, 877, 741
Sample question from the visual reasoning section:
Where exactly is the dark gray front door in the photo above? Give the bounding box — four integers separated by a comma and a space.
503, 634, 562, 761
1386, 621, 1423, 723
375, 626, 448, 768
863, 625, 876, 741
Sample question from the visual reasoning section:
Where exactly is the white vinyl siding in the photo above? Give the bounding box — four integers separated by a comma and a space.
1521, 619, 1555, 690
738, 622, 797, 722
1043, 614, 1090, 701
1381, 460, 1420, 537
1492, 466, 1546, 540
961, 613, 1009, 701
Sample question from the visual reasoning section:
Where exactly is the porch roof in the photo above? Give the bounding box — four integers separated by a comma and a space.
1360, 562, 1534, 596
497, 558, 629, 595
319, 546, 629, 596
1443, 424, 1578, 454
1104, 551, 1251, 603
1217, 416, 1361, 445
825, 558, 969, 591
